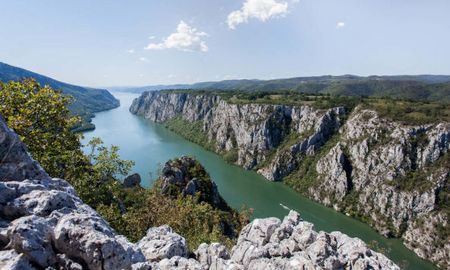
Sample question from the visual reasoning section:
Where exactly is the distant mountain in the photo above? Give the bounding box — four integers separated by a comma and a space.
118, 75, 450, 103
0, 62, 119, 131
109, 84, 192, 93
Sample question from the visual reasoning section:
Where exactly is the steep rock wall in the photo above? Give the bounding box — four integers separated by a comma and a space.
130, 92, 344, 179
314, 110, 450, 267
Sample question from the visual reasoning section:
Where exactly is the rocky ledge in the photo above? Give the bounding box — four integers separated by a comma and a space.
0, 115, 399, 269
158, 156, 231, 211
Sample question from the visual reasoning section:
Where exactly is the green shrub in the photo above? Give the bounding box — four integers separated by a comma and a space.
123, 189, 250, 249
223, 148, 239, 163
164, 117, 216, 151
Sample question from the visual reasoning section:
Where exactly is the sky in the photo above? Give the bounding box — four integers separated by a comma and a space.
0, 0, 449, 87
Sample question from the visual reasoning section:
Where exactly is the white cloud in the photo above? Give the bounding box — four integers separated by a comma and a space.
227, 0, 289, 29
127, 49, 135, 54
148, 36, 156, 40
145, 21, 208, 52
336, 21, 345, 29
139, 57, 149, 62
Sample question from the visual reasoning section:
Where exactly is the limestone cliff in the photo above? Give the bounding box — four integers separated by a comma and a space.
0, 115, 399, 269
130, 92, 344, 177
130, 91, 450, 268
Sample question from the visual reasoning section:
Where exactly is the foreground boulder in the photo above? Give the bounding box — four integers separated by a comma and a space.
0, 115, 145, 270
137, 225, 188, 261
0, 115, 399, 269
227, 211, 399, 270
0, 116, 49, 182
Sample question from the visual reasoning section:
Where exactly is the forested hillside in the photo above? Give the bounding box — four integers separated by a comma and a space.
121, 75, 450, 103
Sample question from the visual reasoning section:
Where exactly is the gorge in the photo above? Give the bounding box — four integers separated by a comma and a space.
0, 99, 402, 270
129, 91, 449, 269
2, 1, 449, 269
79, 92, 440, 269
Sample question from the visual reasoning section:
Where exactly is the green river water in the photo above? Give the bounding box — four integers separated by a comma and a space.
81, 92, 437, 270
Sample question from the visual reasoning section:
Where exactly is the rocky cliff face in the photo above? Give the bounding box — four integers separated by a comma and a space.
130, 91, 450, 268
0, 115, 399, 269
158, 156, 230, 211
314, 110, 450, 268
130, 92, 344, 178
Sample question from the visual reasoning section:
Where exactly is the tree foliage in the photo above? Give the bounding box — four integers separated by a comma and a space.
105, 187, 250, 249
0, 79, 86, 179
87, 137, 134, 181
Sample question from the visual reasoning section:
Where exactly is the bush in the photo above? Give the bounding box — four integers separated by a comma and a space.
123, 189, 250, 249
223, 149, 239, 163
164, 117, 216, 151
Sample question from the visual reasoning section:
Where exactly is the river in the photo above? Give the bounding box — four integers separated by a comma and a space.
81, 92, 437, 270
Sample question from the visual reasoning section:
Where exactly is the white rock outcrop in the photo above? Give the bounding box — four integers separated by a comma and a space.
137, 225, 188, 261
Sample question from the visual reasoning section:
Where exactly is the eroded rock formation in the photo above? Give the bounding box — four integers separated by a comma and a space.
159, 156, 229, 211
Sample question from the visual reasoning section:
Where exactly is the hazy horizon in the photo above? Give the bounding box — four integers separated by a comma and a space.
103, 73, 450, 89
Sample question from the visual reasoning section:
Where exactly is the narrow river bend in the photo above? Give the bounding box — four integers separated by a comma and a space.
82, 92, 437, 270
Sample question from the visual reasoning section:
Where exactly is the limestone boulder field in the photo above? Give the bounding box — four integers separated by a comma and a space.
227, 211, 399, 270
0, 115, 399, 269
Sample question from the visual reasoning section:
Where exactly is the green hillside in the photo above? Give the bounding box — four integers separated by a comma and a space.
121, 75, 450, 103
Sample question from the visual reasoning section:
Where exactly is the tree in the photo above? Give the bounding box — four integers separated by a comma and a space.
0, 79, 133, 207
0, 79, 87, 179
87, 137, 134, 181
